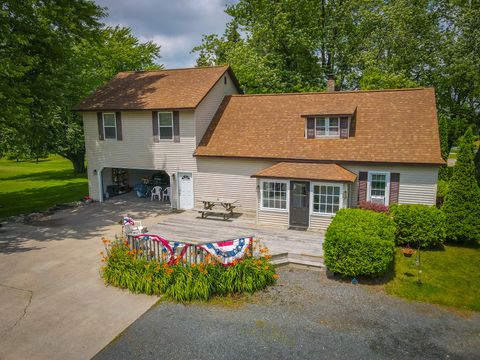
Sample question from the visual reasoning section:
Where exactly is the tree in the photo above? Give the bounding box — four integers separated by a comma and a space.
442, 128, 480, 243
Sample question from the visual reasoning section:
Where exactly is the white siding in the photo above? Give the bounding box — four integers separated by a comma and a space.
195, 72, 238, 146
83, 110, 197, 201
344, 164, 439, 206
258, 210, 289, 228
309, 214, 334, 232
195, 158, 276, 211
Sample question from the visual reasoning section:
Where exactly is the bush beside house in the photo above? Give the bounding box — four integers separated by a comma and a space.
323, 209, 396, 277
442, 128, 480, 243
389, 204, 446, 248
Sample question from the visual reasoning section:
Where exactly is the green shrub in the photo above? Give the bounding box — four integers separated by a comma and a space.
101, 240, 277, 302
442, 128, 480, 243
390, 204, 446, 248
436, 179, 449, 207
323, 208, 396, 277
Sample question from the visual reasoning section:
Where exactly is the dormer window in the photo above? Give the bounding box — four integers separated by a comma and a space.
304, 114, 352, 139
316, 117, 340, 137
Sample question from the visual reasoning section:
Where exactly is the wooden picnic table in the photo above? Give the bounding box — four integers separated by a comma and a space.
200, 197, 238, 212
196, 197, 239, 220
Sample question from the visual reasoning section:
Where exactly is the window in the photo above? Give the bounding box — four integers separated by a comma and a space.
315, 117, 340, 137
368, 172, 390, 205
261, 180, 287, 210
312, 183, 343, 214
158, 112, 173, 140
103, 113, 116, 139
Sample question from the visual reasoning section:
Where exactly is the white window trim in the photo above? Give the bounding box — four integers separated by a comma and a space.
259, 179, 289, 213
310, 182, 345, 216
367, 171, 391, 206
315, 116, 342, 138
158, 111, 174, 141
102, 112, 117, 140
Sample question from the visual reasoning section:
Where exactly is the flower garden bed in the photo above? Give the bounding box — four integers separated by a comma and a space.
100, 238, 278, 302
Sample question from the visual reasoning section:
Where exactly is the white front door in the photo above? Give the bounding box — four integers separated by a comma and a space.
178, 172, 194, 209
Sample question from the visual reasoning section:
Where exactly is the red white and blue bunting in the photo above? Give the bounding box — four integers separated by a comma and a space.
199, 237, 253, 265
133, 234, 189, 265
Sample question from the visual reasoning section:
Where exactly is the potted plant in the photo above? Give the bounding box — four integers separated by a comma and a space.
401, 246, 416, 257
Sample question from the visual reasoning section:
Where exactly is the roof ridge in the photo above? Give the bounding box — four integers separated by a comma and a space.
118, 65, 229, 74
230, 87, 433, 97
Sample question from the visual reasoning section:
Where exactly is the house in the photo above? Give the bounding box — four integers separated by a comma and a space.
73, 65, 444, 231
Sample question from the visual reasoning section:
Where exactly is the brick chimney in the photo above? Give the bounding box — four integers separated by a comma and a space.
326, 74, 335, 92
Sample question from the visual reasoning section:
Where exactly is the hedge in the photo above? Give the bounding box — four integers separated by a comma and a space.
390, 204, 446, 248
323, 209, 396, 277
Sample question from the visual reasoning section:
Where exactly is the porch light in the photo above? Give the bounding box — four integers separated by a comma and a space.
93, 169, 97, 175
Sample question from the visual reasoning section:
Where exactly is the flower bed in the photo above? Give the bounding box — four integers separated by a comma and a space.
100, 239, 278, 302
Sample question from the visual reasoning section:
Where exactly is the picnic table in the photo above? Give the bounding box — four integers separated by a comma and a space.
195, 197, 238, 220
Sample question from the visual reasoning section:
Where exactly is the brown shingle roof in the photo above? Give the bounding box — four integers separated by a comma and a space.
73, 66, 239, 111
196, 88, 444, 165
252, 162, 357, 182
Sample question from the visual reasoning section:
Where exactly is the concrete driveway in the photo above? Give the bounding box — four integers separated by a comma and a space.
0, 197, 171, 360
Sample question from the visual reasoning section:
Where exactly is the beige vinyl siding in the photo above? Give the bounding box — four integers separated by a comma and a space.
309, 214, 334, 232
195, 158, 276, 211
195, 72, 238, 146
83, 110, 197, 201
344, 164, 438, 206
258, 210, 289, 228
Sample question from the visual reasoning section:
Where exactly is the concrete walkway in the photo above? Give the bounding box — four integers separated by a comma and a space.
0, 197, 171, 360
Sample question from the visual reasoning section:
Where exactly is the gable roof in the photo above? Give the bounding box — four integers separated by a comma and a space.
252, 162, 357, 182
196, 88, 444, 165
73, 66, 240, 111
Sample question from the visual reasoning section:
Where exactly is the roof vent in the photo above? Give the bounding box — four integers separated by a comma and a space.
327, 74, 335, 92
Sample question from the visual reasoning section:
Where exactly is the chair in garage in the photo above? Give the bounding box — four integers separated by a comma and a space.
162, 187, 171, 202
151, 186, 162, 201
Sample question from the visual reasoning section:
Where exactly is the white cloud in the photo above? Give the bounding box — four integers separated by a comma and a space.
95, 0, 235, 68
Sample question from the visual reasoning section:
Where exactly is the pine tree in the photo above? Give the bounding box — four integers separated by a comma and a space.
442, 128, 480, 243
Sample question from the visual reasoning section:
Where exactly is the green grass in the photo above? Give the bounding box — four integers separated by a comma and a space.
385, 245, 480, 312
0, 155, 88, 218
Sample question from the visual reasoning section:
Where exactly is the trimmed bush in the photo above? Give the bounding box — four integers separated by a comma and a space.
101, 240, 277, 302
442, 128, 480, 243
358, 200, 389, 213
323, 209, 396, 277
390, 204, 446, 248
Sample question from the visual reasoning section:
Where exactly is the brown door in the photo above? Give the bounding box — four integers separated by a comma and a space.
290, 181, 310, 228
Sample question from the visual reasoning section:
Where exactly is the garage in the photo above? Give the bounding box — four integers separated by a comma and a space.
100, 168, 173, 205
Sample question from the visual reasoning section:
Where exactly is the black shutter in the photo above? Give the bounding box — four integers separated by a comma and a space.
173, 111, 180, 143
115, 112, 122, 140
390, 173, 400, 204
306, 117, 315, 138
357, 171, 368, 204
340, 117, 349, 138
152, 111, 159, 143
349, 108, 357, 137
97, 112, 104, 140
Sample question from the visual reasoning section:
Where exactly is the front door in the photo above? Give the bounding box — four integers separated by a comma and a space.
289, 181, 310, 228
178, 172, 193, 209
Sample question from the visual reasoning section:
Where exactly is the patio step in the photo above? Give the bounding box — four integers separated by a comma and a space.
270, 252, 325, 270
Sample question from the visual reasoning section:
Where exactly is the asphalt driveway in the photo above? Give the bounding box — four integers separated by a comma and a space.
0, 198, 171, 360
94, 268, 480, 360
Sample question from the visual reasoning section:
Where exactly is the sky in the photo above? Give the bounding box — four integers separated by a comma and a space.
95, 0, 236, 69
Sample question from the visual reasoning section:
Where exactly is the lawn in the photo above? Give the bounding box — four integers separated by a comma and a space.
0, 155, 88, 218
385, 245, 480, 312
